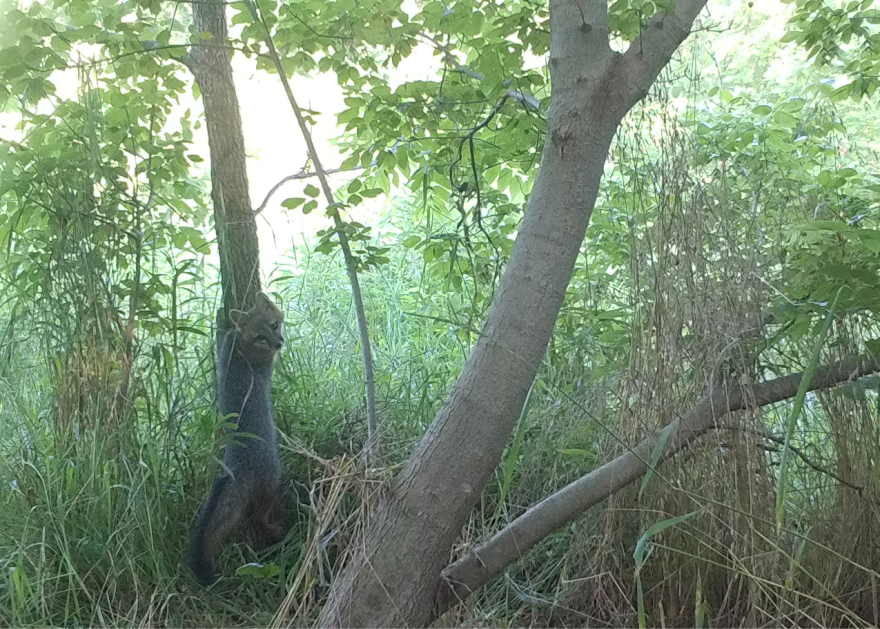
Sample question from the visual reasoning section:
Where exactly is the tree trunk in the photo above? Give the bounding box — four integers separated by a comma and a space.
185, 0, 261, 315
319, 1, 709, 627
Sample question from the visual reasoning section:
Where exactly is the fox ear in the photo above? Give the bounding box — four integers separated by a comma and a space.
229, 309, 248, 330
255, 291, 282, 315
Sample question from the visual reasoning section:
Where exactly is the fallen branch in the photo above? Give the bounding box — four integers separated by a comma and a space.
436, 354, 880, 614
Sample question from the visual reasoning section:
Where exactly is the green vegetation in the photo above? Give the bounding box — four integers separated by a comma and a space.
2, 0, 880, 626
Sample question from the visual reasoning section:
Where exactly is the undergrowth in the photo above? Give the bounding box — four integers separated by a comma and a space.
3, 237, 880, 628
3, 97, 880, 629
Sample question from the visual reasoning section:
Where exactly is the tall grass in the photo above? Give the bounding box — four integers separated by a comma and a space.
5, 172, 880, 628
0, 240, 473, 627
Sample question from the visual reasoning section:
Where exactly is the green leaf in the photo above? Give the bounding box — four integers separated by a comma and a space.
558, 448, 591, 457
634, 510, 702, 566
304, 184, 320, 198
772, 110, 798, 127
281, 197, 305, 209
235, 562, 280, 579
639, 424, 673, 498
633, 509, 703, 629
775, 290, 842, 533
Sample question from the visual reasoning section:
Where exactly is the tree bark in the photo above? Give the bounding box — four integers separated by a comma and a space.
186, 0, 261, 315
319, 1, 709, 627
436, 354, 880, 614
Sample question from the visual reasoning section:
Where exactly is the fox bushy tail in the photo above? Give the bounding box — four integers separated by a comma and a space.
189, 475, 247, 586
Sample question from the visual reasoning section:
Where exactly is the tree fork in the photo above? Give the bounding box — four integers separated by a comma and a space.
318, 1, 709, 627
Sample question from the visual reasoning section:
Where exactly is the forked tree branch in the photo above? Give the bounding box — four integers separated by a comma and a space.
751, 429, 864, 493
436, 353, 880, 614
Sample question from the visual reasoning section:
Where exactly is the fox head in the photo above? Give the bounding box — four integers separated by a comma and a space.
229, 292, 285, 363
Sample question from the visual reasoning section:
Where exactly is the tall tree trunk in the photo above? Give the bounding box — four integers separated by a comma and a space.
320, 1, 709, 626
185, 0, 261, 316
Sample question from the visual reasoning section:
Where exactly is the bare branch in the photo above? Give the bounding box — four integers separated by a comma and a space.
254, 164, 369, 215
734, 428, 865, 494
252, 5, 380, 460
436, 353, 880, 614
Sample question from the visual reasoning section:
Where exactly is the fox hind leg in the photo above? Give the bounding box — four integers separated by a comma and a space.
247, 485, 289, 549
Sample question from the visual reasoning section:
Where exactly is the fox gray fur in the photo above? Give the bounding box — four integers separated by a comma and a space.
190, 292, 287, 586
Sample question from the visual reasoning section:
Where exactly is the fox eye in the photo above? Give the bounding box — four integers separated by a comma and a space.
270, 322, 280, 332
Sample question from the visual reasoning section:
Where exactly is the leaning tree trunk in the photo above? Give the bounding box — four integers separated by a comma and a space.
319, 0, 709, 627
185, 0, 261, 316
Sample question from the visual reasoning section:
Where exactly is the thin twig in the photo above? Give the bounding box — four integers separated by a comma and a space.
251, 1, 380, 460
723, 426, 865, 494
254, 164, 371, 215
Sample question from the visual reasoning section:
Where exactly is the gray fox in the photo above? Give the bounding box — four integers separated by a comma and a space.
190, 292, 288, 586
